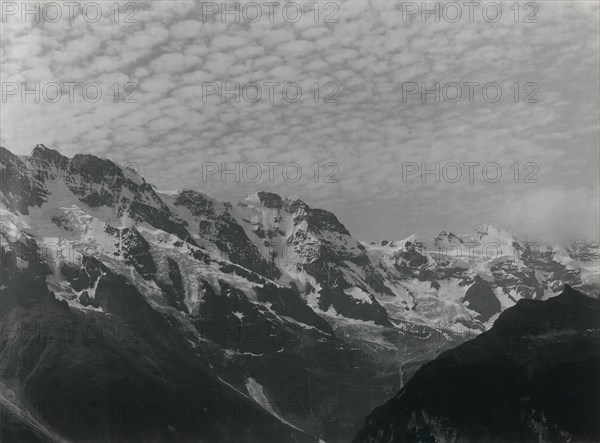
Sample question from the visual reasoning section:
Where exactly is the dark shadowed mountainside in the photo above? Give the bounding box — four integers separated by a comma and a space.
354, 285, 600, 443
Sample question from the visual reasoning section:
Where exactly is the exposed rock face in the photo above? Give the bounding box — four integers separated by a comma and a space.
172, 189, 280, 279
28, 144, 198, 246
103, 225, 156, 279
236, 192, 395, 326
0, 146, 49, 214
463, 278, 501, 321
353, 285, 600, 443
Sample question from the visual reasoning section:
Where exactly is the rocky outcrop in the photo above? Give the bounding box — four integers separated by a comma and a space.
463, 278, 501, 321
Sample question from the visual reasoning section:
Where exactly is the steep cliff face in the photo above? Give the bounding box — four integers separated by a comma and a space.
14, 144, 198, 245
166, 189, 281, 279
0, 146, 49, 214
234, 191, 395, 326
353, 285, 600, 443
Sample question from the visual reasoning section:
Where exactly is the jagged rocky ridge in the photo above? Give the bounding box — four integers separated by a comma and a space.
364, 227, 599, 330
1, 145, 599, 442
353, 285, 600, 443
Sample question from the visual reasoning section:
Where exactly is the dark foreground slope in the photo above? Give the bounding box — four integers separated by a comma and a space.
354, 285, 600, 443
0, 252, 316, 443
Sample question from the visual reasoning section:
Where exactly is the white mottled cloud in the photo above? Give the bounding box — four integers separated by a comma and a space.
1, 0, 598, 243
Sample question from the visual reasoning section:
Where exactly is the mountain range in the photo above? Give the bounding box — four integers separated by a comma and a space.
1, 145, 599, 442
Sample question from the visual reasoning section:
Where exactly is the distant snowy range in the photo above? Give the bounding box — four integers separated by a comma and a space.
1, 145, 599, 442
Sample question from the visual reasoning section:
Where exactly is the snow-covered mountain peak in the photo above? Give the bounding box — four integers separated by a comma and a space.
30, 143, 64, 160
364, 235, 429, 252
2, 145, 598, 339
473, 223, 515, 244
243, 191, 287, 209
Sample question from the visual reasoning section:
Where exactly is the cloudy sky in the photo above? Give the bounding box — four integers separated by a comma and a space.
1, 1, 598, 242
